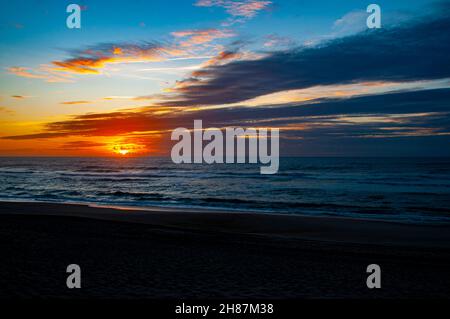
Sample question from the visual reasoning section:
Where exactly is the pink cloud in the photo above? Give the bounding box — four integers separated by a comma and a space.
7, 66, 73, 82
195, 0, 272, 19
171, 29, 234, 47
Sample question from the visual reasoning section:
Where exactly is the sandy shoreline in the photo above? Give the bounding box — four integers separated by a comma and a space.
1, 201, 450, 248
1, 200, 450, 298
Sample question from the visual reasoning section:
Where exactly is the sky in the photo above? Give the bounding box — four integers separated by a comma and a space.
0, 0, 450, 156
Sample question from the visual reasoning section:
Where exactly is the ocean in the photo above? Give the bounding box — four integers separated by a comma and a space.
0, 157, 449, 224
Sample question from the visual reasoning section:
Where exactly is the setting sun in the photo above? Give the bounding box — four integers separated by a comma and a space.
111, 143, 146, 156
117, 149, 130, 156
112, 144, 132, 156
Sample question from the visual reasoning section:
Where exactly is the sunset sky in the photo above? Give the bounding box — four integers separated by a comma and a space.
1, 0, 450, 156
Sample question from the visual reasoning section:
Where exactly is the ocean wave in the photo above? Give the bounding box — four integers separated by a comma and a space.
2, 157, 450, 223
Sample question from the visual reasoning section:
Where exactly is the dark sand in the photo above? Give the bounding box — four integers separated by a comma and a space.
0, 201, 450, 298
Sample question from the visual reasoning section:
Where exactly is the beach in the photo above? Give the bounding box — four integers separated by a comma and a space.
1, 201, 450, 298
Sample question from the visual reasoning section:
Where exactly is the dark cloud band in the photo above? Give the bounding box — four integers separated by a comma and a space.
160, 7, 450, 106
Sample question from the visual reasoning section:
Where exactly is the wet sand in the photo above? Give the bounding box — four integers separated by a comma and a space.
0, 201, 450, 298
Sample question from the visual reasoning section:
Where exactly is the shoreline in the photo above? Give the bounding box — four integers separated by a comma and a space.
1, 197, 448, 225
1, 200, 450, 249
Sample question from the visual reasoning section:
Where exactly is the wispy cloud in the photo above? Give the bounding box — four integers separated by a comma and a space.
157, 49, 257, 95
195, 0, 272, 24
51, 42, 183, 74
7, 65, 74, 83
171, 29, 234, 47
60, 141, 105, 149
332, 10, 369, 35
102, 96, 137, 100
0, 107, 15, 115
9, 17, 237, 80
7, 67, 43, 79
263, 34, 295, 48
49, 30, 235, 75
201, 50, 244, 66
60, 101, 91, 105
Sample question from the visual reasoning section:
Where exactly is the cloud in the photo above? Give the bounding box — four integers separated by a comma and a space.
7, 67, 44, 79
50, 32, 235, 75
3, 88, 450, 146
171, 29, 234, 47
3, 88, 450, 154
11, 95, 27, 99
2, 132, 69, 140
0, 107, 15, 115
263, 34, 295, 48
155, 49, 260, 95
195, 0, 272, 20
202, 50, 244, 65
332, 10, 368, 35
60, 141, 105, 149
158, 7, 450, 107
10, 26, 235, 79
60, 101, 91, 105
52, 42, 184, 74
102, 96, 137, 100
7, 66, 73, 83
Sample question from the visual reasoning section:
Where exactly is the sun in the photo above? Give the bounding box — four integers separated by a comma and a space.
117, 149, 129, 156
112, 144, 133, 156
111, 143, 145, 156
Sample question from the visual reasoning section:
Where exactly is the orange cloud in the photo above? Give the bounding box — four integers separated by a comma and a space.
51, 43, 184, 74
171, 29, 234, 47
192, 50, 242, 76
7, 66, 73, 82
61, 140, 105, 149
0, 107, 15, 115
52, 58, 108, 74
102, 96, 137, 100
7, 67, 44, 79
60, 101, 91, 105
11, 32, 233, 79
